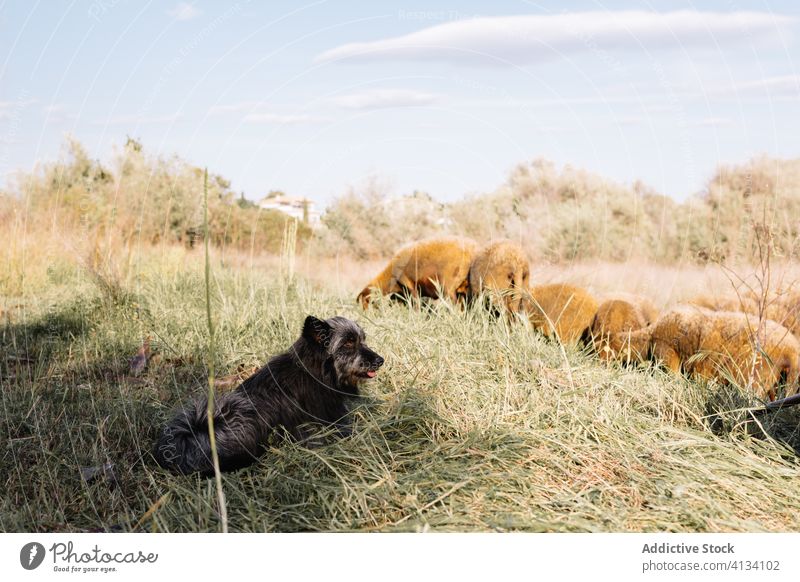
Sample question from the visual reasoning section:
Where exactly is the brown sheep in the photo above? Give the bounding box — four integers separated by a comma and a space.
649, 306, 800, 400
591, 294, 658, 364
773, 291, 800, 337
688, 291, 800, 339
601, 292, 659, 324
616, 325, 653, 365
687, 293, 758, 314
357, 237, 478, 308
468, 240, 530, 314
523, 283, 598, 345
749, 292, 800, 339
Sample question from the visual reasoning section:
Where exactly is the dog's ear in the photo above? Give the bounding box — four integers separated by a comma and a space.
302, 315, 332, 347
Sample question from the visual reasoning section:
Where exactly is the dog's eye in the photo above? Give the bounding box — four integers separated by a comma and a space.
343, 341, 355, 349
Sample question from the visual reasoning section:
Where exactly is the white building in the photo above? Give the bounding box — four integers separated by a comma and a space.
258, 194, 320, 226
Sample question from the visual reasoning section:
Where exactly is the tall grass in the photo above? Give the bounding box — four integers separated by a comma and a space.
203, 169, 228, 532
280, 217, 298, 284
2, 247, 800, 532
0, 137, 312, 256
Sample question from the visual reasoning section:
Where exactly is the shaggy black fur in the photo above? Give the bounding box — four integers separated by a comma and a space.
153, 315, 384, 476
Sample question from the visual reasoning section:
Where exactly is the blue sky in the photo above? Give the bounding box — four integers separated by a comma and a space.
1, 0, 798, 205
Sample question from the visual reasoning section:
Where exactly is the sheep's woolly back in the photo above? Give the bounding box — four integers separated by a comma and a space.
599, 292, 659, 324
687, 290, 800, 341
524, 283, 598, 345
650, 305, 723, 378
357, 236, 478, 307
591, 295, 658, 363
650, 305, 800, 400
469, 239, 530, 313
765, 292, 800, 338
687, 293, 758, 314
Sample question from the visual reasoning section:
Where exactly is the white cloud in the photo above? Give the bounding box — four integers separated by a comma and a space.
43, 104, 66, 115
331, 89, 441, 110
532, 124, 576, 133
691, 117, 733, 127
614, 116, 645, 127
0, 98, 37, 118
733, 75, 800, 98
94, 113, 183, 126
208, 101, 266, 115
243, 113, 325, 125
316, 11, 795, 65
209, 103, 326, 124
42, 104, 70, 124
168, 3, 201, 21
642, 105, 677, 115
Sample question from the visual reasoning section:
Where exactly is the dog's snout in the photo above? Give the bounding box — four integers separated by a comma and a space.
362, 347, 384, 368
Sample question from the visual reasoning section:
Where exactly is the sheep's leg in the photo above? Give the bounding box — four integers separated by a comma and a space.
396, 273, 419, 307
653, 342, 681, 375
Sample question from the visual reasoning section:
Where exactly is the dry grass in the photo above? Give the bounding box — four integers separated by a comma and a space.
3, 240, 800, 533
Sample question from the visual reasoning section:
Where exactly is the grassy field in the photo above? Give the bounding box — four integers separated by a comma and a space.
3, 245, 800, 532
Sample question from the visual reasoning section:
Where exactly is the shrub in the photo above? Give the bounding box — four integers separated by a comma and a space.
315, 177, 448, 259
6, 136, 310, 254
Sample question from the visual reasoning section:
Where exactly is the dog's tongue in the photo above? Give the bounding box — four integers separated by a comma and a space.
366, 370, 377, 378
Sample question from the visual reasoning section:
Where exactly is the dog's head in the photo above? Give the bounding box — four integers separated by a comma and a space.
302, 315, 384, 387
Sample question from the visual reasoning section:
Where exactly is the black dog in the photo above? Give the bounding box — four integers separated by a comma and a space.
153, 315, 384, 475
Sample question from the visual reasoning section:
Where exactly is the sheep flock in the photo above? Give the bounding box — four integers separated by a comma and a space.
358, 236, 800, 403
